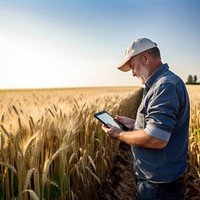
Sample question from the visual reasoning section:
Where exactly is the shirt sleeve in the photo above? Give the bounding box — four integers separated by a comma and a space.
144, 80, 182, 142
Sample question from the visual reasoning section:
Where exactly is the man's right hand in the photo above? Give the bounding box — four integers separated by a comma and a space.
114, 115, 135, 130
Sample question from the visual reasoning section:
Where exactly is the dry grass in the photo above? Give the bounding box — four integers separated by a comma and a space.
184, 85, 200, 199
0, 86, 142, 200
1, 85, 200, 199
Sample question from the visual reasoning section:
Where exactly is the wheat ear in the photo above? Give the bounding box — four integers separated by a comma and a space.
0, 162, 17, 174
23, 168, 36, 190
19, 189, 39, 200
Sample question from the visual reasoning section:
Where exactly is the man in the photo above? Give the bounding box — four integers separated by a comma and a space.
101, 38, 190, 199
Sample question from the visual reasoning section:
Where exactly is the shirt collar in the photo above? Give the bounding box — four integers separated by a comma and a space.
145, 63, 169, 89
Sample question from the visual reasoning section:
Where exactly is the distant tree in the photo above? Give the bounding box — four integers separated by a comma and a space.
194, 75, 197, 83
186, 75, 199, 85
186, 75, 194, 84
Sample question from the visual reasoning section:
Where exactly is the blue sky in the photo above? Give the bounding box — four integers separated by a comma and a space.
0, 0, 200, 89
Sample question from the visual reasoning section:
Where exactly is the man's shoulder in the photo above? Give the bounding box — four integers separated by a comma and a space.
157, 69, 183, 86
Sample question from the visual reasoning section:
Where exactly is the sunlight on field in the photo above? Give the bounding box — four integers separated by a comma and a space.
0, 85, 200, 199
0, 86, 143, 200
185, 85, 200, 197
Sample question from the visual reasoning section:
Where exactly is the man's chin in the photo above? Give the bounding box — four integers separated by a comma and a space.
137, 77, 145, 85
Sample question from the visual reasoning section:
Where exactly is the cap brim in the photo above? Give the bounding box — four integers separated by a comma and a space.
117, 57, 131, 72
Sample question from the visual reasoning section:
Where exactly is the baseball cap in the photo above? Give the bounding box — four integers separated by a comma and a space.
117, 38, 157, 72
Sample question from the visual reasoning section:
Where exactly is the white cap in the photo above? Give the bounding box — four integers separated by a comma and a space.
117, 38, 157, 72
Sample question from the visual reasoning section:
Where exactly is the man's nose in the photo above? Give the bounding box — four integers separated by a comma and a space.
132, 70, 136, 76
130, 65, 135, 75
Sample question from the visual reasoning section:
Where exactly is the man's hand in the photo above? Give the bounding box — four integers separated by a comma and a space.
101, 124, 122, 140
114, 115, 135, 130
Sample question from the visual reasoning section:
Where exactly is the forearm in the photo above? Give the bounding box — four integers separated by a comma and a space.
118, 129, 167, 149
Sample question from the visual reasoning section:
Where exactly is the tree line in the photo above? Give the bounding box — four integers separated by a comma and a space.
185, 75, 200, 85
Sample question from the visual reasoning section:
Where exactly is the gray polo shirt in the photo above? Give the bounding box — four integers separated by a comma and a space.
132, 63, 190, 183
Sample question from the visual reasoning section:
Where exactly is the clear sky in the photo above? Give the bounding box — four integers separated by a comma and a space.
0, 0, 200, 89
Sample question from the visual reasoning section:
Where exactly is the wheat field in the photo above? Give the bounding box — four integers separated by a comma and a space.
0, 86, 199, 199
184, 85, 200, 199
0, 87, 143, 200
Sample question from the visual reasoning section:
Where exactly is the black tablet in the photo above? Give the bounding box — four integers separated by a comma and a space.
94, 111, 129, 131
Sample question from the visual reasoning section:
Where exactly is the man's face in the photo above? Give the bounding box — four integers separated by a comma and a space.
129, 54, 150, 85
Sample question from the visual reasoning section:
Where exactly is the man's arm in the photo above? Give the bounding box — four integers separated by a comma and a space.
119, 129, 167, 149
102, 125, 167, 149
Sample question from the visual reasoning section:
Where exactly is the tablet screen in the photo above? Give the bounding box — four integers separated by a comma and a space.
94, 111, 121, 128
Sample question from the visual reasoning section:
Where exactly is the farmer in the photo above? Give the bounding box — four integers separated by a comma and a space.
101, 38, 190, 199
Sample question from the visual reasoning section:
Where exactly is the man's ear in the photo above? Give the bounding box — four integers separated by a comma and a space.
141, 52, 149, 65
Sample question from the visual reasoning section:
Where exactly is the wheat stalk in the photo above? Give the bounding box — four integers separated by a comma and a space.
23, 132, 39, 158
42, 145, 70, 184
87, 155, 96, 172
0, 162, 17, 174
1, 113, 4, 123
69, 152, 78, 168
85, 166, 100, 184
19, 189, 39, 200
12, 105, 19, 116
1, 124, 12, 139
23, 168, 36, 190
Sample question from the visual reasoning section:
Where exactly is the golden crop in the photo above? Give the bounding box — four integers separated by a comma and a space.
0, 87, 142, 200
185, 85, 200, 197
0, 85, 199, 199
